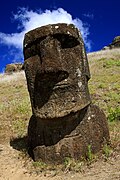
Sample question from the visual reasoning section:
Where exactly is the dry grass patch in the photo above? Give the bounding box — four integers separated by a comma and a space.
88, 49, 120, 159
88, 49, 120, 115
0, 49, 119, 175
88, 48, 120, 61
0, 71, 31, 144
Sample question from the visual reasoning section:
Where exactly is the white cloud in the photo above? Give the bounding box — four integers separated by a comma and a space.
0, 32, 24, 49
0, 8, 91, 60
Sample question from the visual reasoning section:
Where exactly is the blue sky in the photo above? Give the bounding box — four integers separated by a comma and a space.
0, 0, 120, 72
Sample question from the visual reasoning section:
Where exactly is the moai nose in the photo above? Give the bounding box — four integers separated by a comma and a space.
37, 37, 69, 83
39, 37, 64, 74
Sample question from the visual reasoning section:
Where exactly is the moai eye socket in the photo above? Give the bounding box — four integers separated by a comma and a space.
24, 36, 47, 59
53, 34, 80, 49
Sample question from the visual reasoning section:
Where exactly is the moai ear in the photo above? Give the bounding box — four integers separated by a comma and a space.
82, 44, 91, 81
76, 29, 90, 81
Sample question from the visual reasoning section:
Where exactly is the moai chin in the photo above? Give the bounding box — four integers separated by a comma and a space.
23, 23, 110, 163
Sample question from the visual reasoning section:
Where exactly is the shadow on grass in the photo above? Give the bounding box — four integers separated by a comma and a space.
10, 136, 28, 152
10, 136, 34, 159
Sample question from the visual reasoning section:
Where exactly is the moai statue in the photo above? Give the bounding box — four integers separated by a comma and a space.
23, 23, 110, 163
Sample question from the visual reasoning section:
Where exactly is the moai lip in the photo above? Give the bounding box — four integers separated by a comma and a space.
23, 23, 110, 163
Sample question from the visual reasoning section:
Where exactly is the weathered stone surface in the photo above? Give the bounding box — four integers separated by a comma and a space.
23, 23, 91, 118
102, 36, 120, 50
23, 23, 110, 163
28, 104, 109, 163
5, 63, 23, 74
111, 36, 120, 48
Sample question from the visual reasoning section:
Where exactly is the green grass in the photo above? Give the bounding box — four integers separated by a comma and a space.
0, 72, 31, 140
103, 144, 112, 159
63, 157, 83, 172
0, 49, 120, 172
88, 49, 120, 153
86, 145, 94, 162
88, 55, 120, 116
102, 58, 120, 68
107, 107, 120, 122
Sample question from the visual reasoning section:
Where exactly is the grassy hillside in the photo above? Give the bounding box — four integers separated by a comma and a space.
88, 49, 120, 150
0, 72, 31, 143
88, 49, 120, 117
0, 48, 120, 163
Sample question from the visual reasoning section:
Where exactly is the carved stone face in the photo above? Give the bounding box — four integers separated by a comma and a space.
23, 23, 91, 119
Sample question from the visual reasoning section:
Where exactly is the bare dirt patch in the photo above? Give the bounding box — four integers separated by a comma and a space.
0, 52, 120, 180
0, 142, 120, 180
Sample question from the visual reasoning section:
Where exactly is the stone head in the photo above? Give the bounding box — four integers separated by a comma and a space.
23, 23, 91, 119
